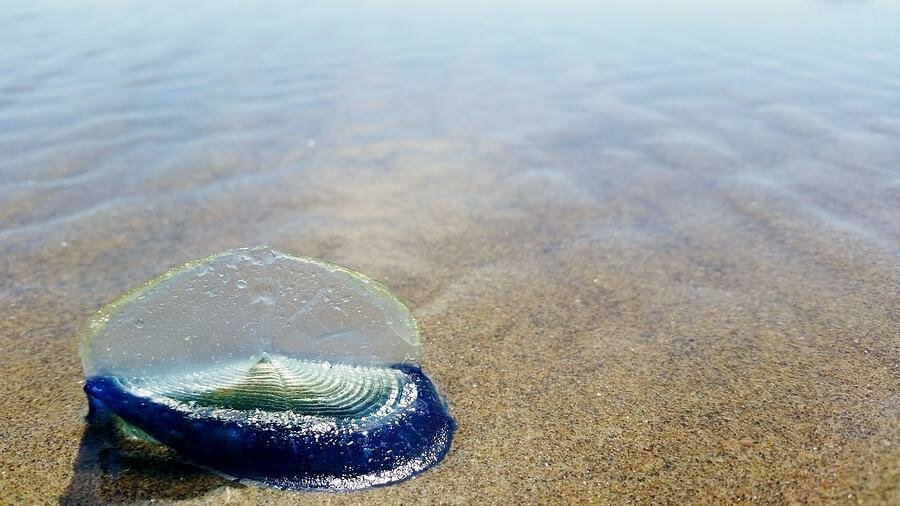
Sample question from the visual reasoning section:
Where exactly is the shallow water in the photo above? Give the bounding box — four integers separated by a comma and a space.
1, 0, 898, 503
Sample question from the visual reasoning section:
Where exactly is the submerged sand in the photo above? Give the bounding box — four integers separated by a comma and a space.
1, 135, 897, 504
1, 1, 899, 504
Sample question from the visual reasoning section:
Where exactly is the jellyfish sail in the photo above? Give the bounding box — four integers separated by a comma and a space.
80, 246, 455, 491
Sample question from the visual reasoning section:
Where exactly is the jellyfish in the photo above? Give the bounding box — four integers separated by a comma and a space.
79, 246, 455, 491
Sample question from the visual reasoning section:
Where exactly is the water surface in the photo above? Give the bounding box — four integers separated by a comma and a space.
0, 0, 898, 503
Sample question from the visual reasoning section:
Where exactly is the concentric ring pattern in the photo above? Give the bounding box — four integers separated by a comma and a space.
120, 354, 412, 419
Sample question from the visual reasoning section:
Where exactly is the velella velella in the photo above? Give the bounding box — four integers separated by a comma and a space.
79, 246, 455, 491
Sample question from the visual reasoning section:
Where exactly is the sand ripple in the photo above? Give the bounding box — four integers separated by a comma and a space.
1, 0, 898, 503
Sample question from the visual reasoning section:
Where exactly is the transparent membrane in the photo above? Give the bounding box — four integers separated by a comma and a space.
80, 246, 421, 379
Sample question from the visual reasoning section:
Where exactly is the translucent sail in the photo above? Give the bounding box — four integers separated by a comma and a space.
81, 246, 420, 378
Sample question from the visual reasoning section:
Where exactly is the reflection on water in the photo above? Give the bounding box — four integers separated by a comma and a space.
1, 0, 898, 503
0, 0, 898, 252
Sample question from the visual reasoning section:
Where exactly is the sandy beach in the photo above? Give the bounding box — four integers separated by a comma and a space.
1, 1, 898, 503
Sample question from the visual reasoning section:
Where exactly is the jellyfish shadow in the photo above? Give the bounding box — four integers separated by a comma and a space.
59, 400, 238, 505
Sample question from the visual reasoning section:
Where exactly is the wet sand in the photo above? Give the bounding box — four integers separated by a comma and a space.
1, 1, 899, 504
